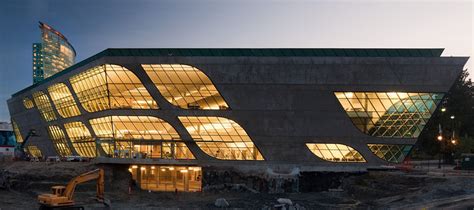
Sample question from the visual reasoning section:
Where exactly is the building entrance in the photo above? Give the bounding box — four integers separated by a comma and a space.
129, 165, 202, 192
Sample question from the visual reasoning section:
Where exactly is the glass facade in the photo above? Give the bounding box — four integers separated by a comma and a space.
32, 91, 57, 122
64, 122, 96, 157
23, 97, 35, 109
48, 83, 81, 118
33, 22, 75, 84
70, 64, 158, 112
130, 165, 202, 192
179, 116, 264, 160
306, 143, 366, 162
89, 116, 194, 159
335, 92, 443, 138
32, 43, 44, 84
368, 144, 412, 163
46, 126, 73, 157
142, 64, 228, 110
27, 146, 43, 158
12, 121, 23, 143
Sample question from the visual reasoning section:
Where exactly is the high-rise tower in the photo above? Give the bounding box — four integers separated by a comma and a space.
33, 22, 76, 84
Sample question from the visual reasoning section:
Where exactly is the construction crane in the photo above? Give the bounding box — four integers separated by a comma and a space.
38, 168, 110, 210
15, 129, 39, 160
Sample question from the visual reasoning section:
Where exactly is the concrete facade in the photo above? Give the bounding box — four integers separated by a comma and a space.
8, 48, 468, 172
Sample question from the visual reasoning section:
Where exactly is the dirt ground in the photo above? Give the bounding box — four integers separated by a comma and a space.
0, 161, 473, 210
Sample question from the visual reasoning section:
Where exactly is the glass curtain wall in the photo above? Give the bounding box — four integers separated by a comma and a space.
48, 83, 81, 118
12, 120, 23, 143
27, 146, 43, 158
70, 64, 158, 112
23, 97, 34, 109
142, 64, 228, 110
46, 125, 73, 157
32, 91, 57, 122
179, 116, 264, 160
335, 92, 443, 138
89, 116, 194, 159
306, 143, 366, 162
368, 144, 413, 163
64, 121, 96, 157
129, 165, 202, 192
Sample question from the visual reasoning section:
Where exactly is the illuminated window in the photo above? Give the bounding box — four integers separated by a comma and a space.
306, 143, 366, 162
179, 116, 263, 160
48, 83, 81, 118
335, 92, 443, 138
142, 64, 228, 110
12, 120, 23, 143
368, 144, 412, 163
46, 126, 73, 157
89, 116, 194, 160
33, 91, 57, 121
70, 64, 157, 112
131, 165, 202, 192
27, 146, 43, 158
23, 97, 34, 109
64, 122, 96, 157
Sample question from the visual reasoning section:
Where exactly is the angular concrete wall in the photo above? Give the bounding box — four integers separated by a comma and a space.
8, 54, 468, 171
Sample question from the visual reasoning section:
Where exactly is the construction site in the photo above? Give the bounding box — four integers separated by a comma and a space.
0, 160, 472, 209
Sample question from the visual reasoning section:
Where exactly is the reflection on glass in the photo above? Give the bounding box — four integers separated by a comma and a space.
46, 126, 73, 157
48, 83, 81, 118
23, 97, 35, 109
335, 92, 443, 138
64, 121, 96, 157
306, 143, 366, 162
368, 144, 412, 163
142, 64, 228, 110
179, 116, 264, 160
89, 116, 194, 160
70, 64, 158, 112
33, 91, 57, 121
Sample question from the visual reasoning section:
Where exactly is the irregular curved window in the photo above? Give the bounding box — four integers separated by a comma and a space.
47, 126, 73, 157
33, 91, 57, 121
142, 64, 228, 110
70, 64, 158, 112
23, 97, 34, 109
179, 116, 264, 160
89, 116, 194, 160
335, 92, 443, 138
12, 120, 23, 143
306, 143, 366, 162
27, 146, 43, 158
48, 83, 81, 118
64, 122, 96, 157
368, 144, 412, 163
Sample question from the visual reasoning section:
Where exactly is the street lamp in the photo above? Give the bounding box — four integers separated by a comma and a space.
450, 115, 455, 120
437, 135, 443, 141
441, 107, 446, 112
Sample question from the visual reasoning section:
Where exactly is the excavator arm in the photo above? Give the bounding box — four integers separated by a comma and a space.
64, 169, 105, 202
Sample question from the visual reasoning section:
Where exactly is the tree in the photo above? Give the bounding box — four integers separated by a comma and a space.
415, 69, 474, 158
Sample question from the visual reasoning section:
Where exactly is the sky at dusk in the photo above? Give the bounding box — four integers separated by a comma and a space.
0, 0, 472, 122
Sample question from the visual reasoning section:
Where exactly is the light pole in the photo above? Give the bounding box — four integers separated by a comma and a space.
437, 107, 446, 169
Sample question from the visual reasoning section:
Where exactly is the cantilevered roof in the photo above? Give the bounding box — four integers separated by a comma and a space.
13, 48, 444, 97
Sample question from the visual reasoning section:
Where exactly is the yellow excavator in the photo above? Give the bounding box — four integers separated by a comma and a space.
38, 168, 110, 210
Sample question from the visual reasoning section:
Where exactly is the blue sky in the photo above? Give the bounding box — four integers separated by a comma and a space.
0, 0, 472, 122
